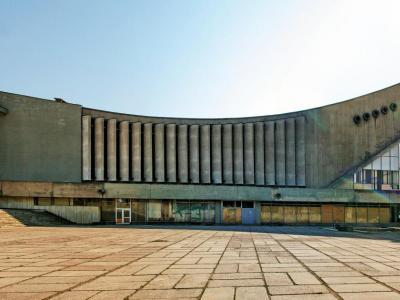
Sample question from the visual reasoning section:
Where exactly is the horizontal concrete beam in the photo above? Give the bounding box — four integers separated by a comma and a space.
1, 180, 399, 204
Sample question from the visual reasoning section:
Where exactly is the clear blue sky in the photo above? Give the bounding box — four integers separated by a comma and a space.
1, 0, 400, 117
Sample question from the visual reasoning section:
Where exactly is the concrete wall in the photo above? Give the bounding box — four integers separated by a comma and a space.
305, 84, 400, 187
81, 83, 400, 188
39, 205, 100, 224
3, 83, 400, 190
0, 92, 82, 182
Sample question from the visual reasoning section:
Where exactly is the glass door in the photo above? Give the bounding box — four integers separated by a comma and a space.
115, 199, 131, 224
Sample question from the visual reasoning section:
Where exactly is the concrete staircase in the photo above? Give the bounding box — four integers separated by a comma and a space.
0, 209, 71, 228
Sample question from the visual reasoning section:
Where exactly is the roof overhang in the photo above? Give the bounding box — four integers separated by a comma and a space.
0, 105, 8, 115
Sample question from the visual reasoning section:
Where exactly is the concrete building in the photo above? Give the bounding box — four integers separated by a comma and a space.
1, 84, 400, 225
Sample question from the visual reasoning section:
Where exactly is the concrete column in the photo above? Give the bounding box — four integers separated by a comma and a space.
254, 122, 265, 185
215, 201, 222, 224
107, 119, 117, 181
285, 118, 296, 186
178, 124, 188, 183
200, 125, 211, 183
296, 116, 306, 186
255, 201, 261, 225
265, 121, 275, 185
143, 123, 153, 182
82, 115, 91, 181
233, 123, 244, 184
95, 117, 104, 181
244, 123, 255, 185
154, 123, 165, 182
131, 122, 141, 182
211, 124, 222, 184
166, 124, 177, 183
189, 125, 200, 183
119, 121, 130, 181
222, 124, 233, 184
276, 119, 286, 185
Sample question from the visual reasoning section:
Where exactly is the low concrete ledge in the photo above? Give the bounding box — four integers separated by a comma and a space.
35, 205, 100, 224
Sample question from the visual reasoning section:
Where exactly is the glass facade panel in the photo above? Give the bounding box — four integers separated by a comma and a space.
297, 206, 309, 223
357, 207, 368, 223
345, 206, 356, 223
354, 142, 400, 190
333, 206, 345, 223
321, 204, 333, 223
223, 208, 237, 224
54, 198, 71, 206
271, 206, 284, 223
380, 207, 392, 223
174, 201, 191, 222
261, 205, 272, 223
147, 200, 162, 221
101, 199, 115, 222
309, 206, 321, 223
37, 198, 52, 206
284, 206, 296, 223
368, 207, 379, 224
203, 202, 216, 223
132, 200, 146, 222
191, 202, 203, 223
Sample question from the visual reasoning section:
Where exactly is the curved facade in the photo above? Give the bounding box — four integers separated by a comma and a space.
1, 84, 400, 225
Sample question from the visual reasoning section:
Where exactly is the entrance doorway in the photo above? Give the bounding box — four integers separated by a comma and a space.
222, 201, 256, 225
242, 202, 255, 225
115, 199, 131, 224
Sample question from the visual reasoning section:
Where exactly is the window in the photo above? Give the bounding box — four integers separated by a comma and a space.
354, 143, 400, 190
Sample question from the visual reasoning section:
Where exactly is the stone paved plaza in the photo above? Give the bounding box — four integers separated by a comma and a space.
1, 226, 400, 299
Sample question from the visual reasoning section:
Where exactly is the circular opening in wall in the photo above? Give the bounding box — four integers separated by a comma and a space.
353, 115, 361, 124
363, 112, 370, 122
381, 106, 389, 115
274, 192, 282, 199
390, 103, 397, 111
372, 109, 380, 118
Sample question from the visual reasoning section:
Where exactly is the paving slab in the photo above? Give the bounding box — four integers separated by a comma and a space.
0, 225, 400, 299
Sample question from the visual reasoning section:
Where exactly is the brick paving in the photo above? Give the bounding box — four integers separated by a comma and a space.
0, 226, 400, 299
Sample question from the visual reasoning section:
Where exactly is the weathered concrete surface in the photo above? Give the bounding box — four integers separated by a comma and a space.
2, 180, 400, 204
0, 92, 81, 182
3, 82, 400, 190
0, 226, 400, 299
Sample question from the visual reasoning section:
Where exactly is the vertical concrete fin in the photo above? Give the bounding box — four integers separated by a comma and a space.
200, 124, 211, 183
211, 124, 222, 184
275, 119, 286, 185
82, 115, 92, 181
285, 118, 296, 186
107, 119, 117, 181
244, 123, 255, 185
296, 116, 306, 186
189, 124, 200, 183
143, 123, 153, 182
254, 122, 265, 185
233, 123, 244, 184
265, 121, 275, 185
94, 117, 105, 181
178, 124, 189, 183
131, 122, 142, 182
119, 120, 130, 181
154, 123, 165, 182
222, 124, 233, 184
166, 124, 177, 183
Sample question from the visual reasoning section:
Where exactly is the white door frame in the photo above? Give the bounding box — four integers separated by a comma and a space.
115, 199, 131, 224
